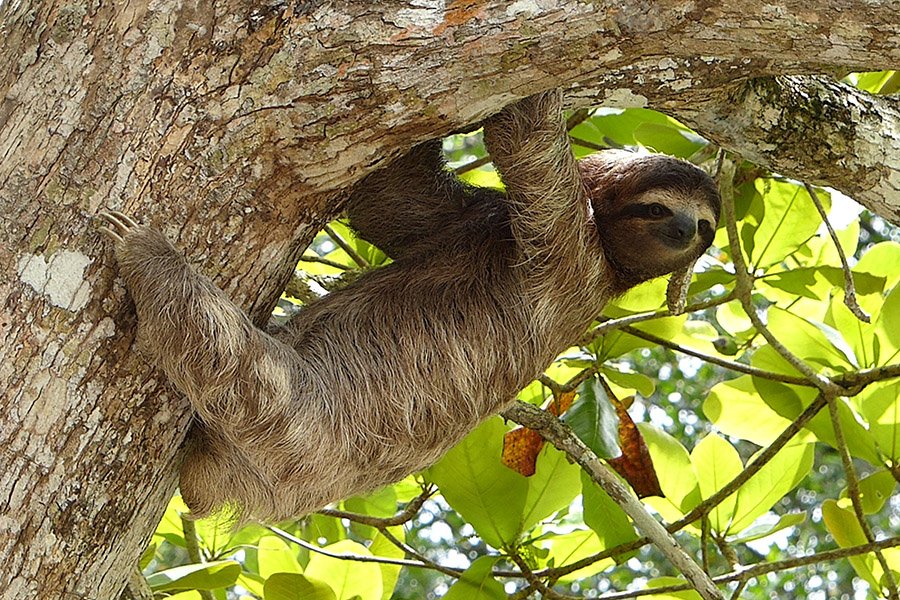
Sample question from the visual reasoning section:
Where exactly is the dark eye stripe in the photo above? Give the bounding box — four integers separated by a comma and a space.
619, 203, 671, 219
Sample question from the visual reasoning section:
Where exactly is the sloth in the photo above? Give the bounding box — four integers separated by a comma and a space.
99, 91, 720, 521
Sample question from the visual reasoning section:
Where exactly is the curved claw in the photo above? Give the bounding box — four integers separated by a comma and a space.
98, 210, 139, 243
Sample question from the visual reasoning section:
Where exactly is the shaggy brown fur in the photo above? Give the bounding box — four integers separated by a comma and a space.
99, 91, 720, 521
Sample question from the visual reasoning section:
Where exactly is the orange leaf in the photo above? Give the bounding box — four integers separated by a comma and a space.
607, 398, 663, 498
502, 391, 576, 477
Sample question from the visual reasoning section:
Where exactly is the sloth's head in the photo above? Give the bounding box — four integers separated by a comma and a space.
581, 151, 721, 288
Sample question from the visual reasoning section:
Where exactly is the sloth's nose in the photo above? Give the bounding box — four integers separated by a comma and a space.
669, 213, 697, 242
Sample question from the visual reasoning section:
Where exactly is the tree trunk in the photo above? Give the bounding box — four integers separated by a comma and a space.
0, 1, 897, 597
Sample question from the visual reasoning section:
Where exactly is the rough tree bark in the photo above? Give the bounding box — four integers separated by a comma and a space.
0, 1, 897, 598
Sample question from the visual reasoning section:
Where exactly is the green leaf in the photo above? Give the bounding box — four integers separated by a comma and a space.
644, 577, 703, 599
139, 542, 157, 570
601, 367, 656, 397
264, 573, 336, 600
537, 529, 613, 582
343, 486, 397, 519
581, 472, 639, 551
848, 70, 898, 94
258, 536, 302, 579
146, 561, 242, 592
370, 528, 406, 600
638, 424, 700, 515
843, 469, 897, 515
691, 434, 742, 533
822, 500, 879, 588
521, 444, 581, 532
304, 540, 382, 600
874, 284, 900, 364
428, 418, 528, 548
750, 179, 828, 270
633, 122, 706, 157
762, 267, 884, 302
443, 556, 506, 600
805, 397, 882, 465
858, 381, 900, 461
729, 441, 814, 534
766, 307, 856, 370
856, 241, 900, 292
562, 378, 621, 459
729, 512, 807, 544
704, 376, 800, 446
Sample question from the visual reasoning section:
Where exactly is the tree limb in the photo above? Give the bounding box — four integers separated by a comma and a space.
503, 401, 723, 600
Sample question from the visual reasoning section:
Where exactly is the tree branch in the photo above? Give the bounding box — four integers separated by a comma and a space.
503, 401, 723, 600
666, 77, 900, 224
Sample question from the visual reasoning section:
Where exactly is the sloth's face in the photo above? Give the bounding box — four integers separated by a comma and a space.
597, 187, 719, 285
581, 151, 721, 287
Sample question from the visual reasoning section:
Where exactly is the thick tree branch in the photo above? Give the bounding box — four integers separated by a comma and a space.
664, 77, 900, 224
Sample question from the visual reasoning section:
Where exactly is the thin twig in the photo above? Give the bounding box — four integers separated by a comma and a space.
324, 224, 369, 268
504, 401, 723, 600
267, 525, 462, 574
719, 156, 837, 395
318, 487, 435, 527
376, 524, 463, 579
299, 254, 352, 270
454, 155, 491, 175
619, 325, 811, 386
568, 136, 609, 152
181, 516, 215, 600
579, 292, 736, 346
592, 536, 900, 599
508, 550, 576, 599
804, 182, 870, 323
832, 363, 900, 395
827, 396, 900, 599
565, 107, 594, 131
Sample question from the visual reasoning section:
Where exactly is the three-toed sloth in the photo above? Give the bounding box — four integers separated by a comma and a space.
100, 91, 720, 521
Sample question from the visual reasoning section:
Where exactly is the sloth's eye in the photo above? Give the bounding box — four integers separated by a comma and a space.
647, 203, 667, 217
698, 219, 713, 235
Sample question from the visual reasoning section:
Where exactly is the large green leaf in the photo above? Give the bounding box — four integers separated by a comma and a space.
370, 528, 406, 600
749, 179, 828, 270
581, 472, 639, 550
874, 284, 900, 365
570, 108, 701, 157
638, 424, 700, 515
520, 444, 582, 532
304, 540, 382, 600
805, 397, 882, 465
146, 561, 242, 592
562, 378, 622, 459
856, 241, 900, 292
822, 500, 879, 588
258, 535, 303, 579
704, 376, 800, 446
428, 418, 528, 548
766, 306, 857, 370
858, 380, 900, 461
728, 441, 814, 533
537, 529, 613, 582
264, 573, 336, 600
844, 469, 897, 515
729, 513, 807, 544
443, 556, 506, 600
691, 434, 742, 533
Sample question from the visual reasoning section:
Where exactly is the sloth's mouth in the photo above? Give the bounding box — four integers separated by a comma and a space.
659, 232, 695, 251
